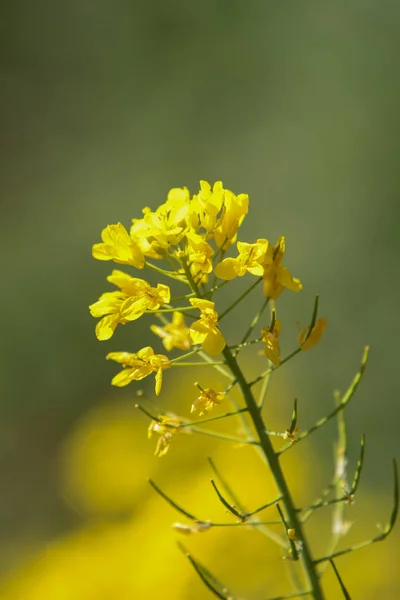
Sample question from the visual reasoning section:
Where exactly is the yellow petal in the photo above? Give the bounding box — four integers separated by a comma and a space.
155, 369, 163, 396
167, 187, 189, 202
156, 284, 171, 304
189, 298, 215, 312
111, 368, 134, 387
107, 270, 145, 294
189, 326, 207, 346
92, 243, 112, 261
120, 297, 148, 321
277, 267, 302, 292
298, 318, 327, 350
89, 292, 122, 317
264, 343, 281, 366
106, 351, 135, 365
136, 346, 154, 360
246, 263, 265, 277
95, 315, 120, 340
202, 330, 226, 356
214, 258, 241, 280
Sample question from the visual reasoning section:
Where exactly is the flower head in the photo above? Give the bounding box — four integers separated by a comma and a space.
214, 239, 269, 280
148, 415, 181, 457
190, 180, 226, 233
92, 223, 144, 268
214, 189, 249, 248
186, 231, 214, 283
130, 189, 191, 257
262, 236, 302, 299
107, 347, 171, 395
191, 386, 225, 416
261, 317, 282, 366
89, 271, 170, 340
298, 317, 327, 350
150, 312, 191, 352
189, 299, 226, 356
189, 181, 249, 248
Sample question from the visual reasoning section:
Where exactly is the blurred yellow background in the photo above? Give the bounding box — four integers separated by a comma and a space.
1, 2, 399, 598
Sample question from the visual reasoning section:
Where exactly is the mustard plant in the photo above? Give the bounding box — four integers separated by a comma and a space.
90, 181, 398, 599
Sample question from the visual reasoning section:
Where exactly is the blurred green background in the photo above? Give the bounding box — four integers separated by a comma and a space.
1, 1, 399, 598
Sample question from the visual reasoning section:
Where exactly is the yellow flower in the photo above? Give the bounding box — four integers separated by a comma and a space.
214, 239, 269, 280
148, 415, 180, 457
262, 236, 302, 299
298, 317, 327, 350
150, 312, 191, 352
119, 280, 170, 322
186, 231, 214, 283
89, 271, 170, 340
92, 223, 145, 268
190, 180, 225, 232
214, 189, 249, 249
89, 291, 128, 341
130, 190, 191, 257
107, 347, 171, 395
191, 387, 225, 416
261, 318, 282, 366
189, 298, 226, 356
189, 181, 248, 248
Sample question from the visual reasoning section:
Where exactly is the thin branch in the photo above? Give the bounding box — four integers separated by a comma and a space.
179, 408, 249, 429
172, 361, 226, 367
301, 479, 336, 524
276, 504, 299, 561
297, 495, 352, 514
208, 457, 246, 514
258, 363, 273, 409
314, 458, 399, 564
219, 277, 263, 320
208, 457, 286, 547
211, 479, 245, 520
198, 350, 234, 381
211, 519, 281, 528
145, 260, 190, 284
179, 544, 233, 600
246, 496, 282, 518
148, 479, 198, 521
288, 399, 299, 435
330, 560, 352, 599
250, 348, 302, 387
241, 295, 270, 345
135, 404, 162, 423
303, 294, 319, 344
188, 426, 259, 445
147, 306, 197, 314
351, 434, 366, 495
169, 348, 201, 363
278, 347, 370, 455
263, 592, 312, 600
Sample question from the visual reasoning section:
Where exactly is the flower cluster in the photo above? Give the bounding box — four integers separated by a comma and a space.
90, 180, 325, 455
148, 416, 181, 457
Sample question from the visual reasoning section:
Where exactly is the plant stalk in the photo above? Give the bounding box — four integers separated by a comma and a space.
222, 346, 325, 600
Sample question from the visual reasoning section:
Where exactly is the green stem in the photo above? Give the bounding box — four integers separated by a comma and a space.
250, 348, 302, 387
219, 277, 263, 320
180, 407, 249, 428
145, 260, 189, 284
172, 361, 225, 367
169, 348, 200, 363
188, 426, 259, 445
241, 295, 270, 344
149, 306, 196, 314
222, 346, 325, 600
